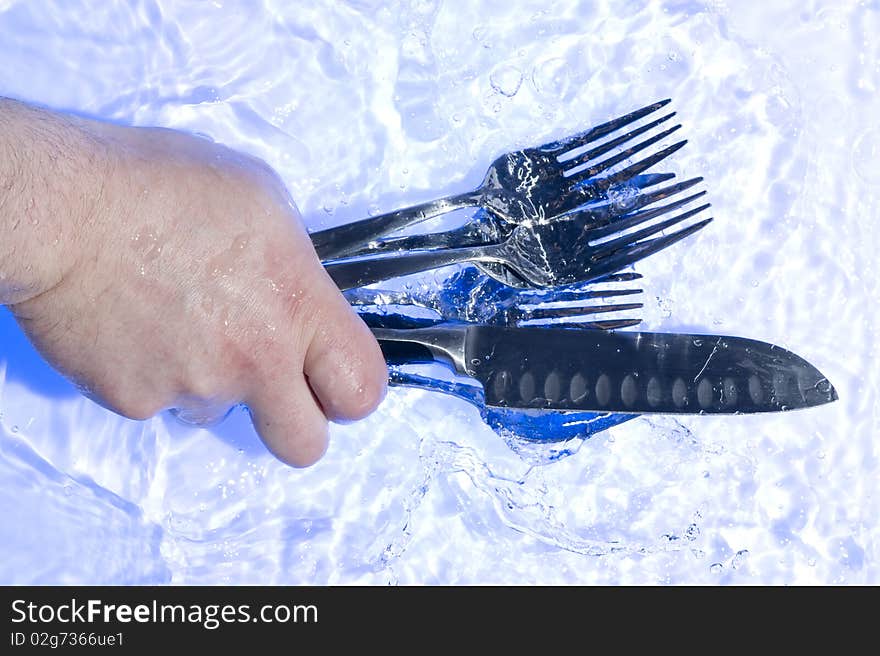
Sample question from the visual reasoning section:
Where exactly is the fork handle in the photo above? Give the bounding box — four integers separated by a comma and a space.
335, 218, 495, 258
310, 190, 481, 261
325, 243, 499, 291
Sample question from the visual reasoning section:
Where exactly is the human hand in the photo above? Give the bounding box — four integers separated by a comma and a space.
3, 100, 386, 467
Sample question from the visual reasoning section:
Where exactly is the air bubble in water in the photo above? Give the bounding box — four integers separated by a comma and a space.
532, 57, 570, 98
490, 65, 523, 98
732, 549, 749, 570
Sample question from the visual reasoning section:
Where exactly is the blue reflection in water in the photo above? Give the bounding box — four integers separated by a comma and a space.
389, 368, 633, 451
359, 265, 638, 453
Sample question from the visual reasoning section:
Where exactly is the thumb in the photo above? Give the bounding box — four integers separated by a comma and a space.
303, 274, 388, 422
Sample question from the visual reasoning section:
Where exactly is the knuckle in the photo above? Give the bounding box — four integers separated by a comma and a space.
181, 371, 221, 403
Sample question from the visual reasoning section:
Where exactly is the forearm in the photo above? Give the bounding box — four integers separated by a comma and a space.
0, 97, 109, 305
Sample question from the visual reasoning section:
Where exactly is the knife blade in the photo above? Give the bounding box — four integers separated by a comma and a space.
371, 323, 838, 414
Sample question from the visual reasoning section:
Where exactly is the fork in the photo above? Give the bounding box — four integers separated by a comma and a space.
326, 180, 712, 290
388, 367, 635, 444
311, 99, 682, 260
346, 267, 645, 330
338, 174, 699, 288
335, 172, 675, 259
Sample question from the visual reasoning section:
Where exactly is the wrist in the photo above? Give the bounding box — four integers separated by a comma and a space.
0, 98, 112, 306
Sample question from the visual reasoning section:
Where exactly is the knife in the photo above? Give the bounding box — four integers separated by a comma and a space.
371, 323, 837, 414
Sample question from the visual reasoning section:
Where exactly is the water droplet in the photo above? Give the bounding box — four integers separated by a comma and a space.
607, 184, 639, 210
490, 65, 523, 97
709, 562, 724, 574
11, 425, 18, 433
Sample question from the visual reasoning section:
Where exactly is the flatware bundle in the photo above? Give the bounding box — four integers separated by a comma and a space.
309, 100, 837, 441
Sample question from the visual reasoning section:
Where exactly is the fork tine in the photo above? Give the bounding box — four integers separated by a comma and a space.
560, 112, 676, 168
623, 172, 676, 190
519, 287, 643, 309
514, 283, 642, 305
589, 191, 708, 241
518, 278, 643, 299
572, 176, 704, 228
591, 203, 711, 255
586, 172, 676, 206
593, 271, 644, 282
520, 301, 644, 321
571, 140, 689, 203
537, 99, 672, 153
554, 287, 643, 300
565, 124, 683, 183
556, 318, 644, 331
588, 218, 714, 279
620, 176, 704, 209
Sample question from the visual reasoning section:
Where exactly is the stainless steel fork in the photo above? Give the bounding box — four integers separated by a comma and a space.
311, 99, 682, 260
326, 177, 712, 290
346, 268, 645, 330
